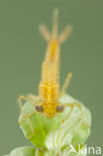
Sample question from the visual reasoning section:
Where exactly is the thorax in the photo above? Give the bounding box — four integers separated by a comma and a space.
39, 82, 60, 103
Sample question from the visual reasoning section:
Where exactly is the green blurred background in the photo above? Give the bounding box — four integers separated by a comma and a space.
0, 0, 103, 155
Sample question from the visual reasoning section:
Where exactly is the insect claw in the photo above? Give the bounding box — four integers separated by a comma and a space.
82, 122, 90, 129
28, 130, 35, 139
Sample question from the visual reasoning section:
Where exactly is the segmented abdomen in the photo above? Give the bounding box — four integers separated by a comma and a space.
41, 40, 60, 84
39, 40, 60, 102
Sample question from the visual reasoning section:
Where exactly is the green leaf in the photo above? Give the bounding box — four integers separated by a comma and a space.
4, 145, 87, 156
4, 146, 35, 156
18, 94, 91, 149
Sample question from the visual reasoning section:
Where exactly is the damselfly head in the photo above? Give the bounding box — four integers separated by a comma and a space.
35, 102, 64, 118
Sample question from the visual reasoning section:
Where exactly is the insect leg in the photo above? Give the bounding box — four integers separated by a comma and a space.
62, 103, 74, 123
63, 102, 82, 122
27, 94, 39, 101
18, 95, 35, 138
18, 95, 35, 114
63, 103, 90, 128
60, 72, 72, 97
18, 95, 38, 123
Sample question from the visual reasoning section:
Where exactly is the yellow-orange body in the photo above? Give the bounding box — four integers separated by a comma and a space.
18, 10, 72, 119
18, 12, 85, 141
34, 10, 72, 118
18, 10, 86, 140
39, 40, 60, 117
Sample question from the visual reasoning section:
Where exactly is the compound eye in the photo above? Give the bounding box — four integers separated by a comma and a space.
56, 105, 64, 112
35, 105, 43, 112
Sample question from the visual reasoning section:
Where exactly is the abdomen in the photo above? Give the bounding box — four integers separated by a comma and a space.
41, 40, 60, 84
39, 40, 60, 101
45, 40, 60, 62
